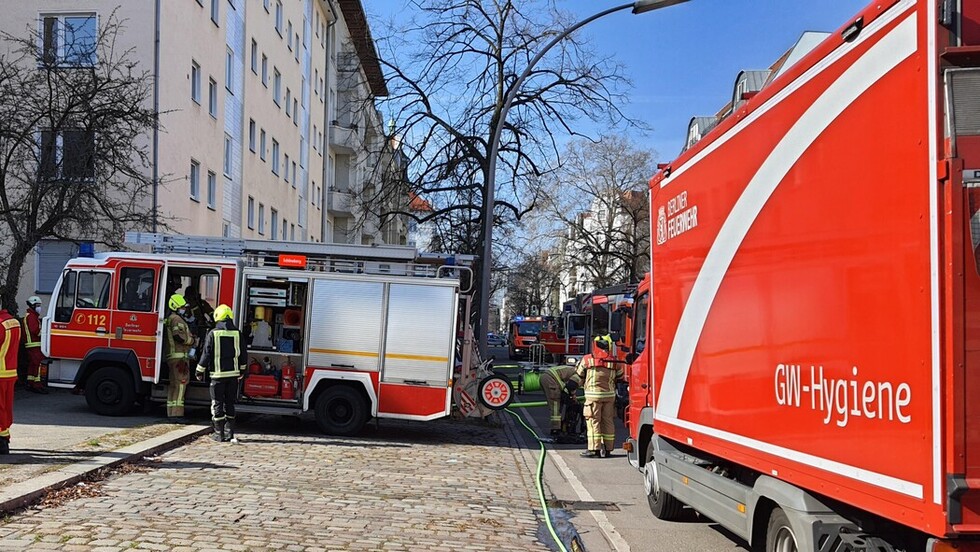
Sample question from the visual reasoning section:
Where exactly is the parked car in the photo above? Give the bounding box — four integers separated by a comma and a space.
487, 333, 506, 347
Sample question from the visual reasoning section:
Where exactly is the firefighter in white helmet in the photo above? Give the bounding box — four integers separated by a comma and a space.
565, 334, 625, 458
195, 304, 246, 443
164, 294, 195, 420
21, 296, 47, 394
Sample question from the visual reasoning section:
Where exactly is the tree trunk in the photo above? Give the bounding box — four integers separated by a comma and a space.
2, 241, 31, 315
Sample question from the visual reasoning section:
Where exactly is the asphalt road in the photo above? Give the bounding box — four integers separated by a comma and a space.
489, 348, 752, 552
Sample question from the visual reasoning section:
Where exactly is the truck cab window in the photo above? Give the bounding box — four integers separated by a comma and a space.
118, 267, 156, 312
633, 293, 649, 355
77, 272, 111, 309
54, 270, 78, 322
968, 185, 980, 276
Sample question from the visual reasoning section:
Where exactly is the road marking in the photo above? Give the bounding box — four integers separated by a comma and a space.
518, 407, 631, 552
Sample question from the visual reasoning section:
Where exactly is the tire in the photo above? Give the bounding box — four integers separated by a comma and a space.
477, 374, 514, 410
314, 385, 369, 436
85, 366, 136, 416
765, 507, 798, 552
644, 440, 684, 520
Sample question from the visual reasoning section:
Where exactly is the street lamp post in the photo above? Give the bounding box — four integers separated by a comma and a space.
477, 0, 690, 357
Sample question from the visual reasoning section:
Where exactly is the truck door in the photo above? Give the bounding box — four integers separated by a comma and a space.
380, 282, 458, 418
110, 263, 162, 382
627, 289, 651, 431
48, 269, 113, 362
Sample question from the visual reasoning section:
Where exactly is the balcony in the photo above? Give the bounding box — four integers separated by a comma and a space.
327, 188, 354, 215
329, 121, 362, 153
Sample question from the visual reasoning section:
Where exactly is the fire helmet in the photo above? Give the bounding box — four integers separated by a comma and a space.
214, 304, 234, 321
26, 296, 42, 308
594, 334, 614, 351
168, 294, 187, 311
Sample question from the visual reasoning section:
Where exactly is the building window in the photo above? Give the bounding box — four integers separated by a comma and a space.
284, 153, 290, 182
39, 129, 95, 181
40, 14, 97, 67
313, 124, 318, 151
294, 33, 300, 61
223, 134, 232, 176
287, 21, 293, 51
271, 139, 279, 175
273, 68, 281, 105
292, 99, 298, 124
248, 119, 256, 152
290, 223, 295, 241
210, 0, 219, 25
275, 0, 283, 35
191, 61, 201, 103
36, 241, 80, 294
282, 219, 288, 241
291, 161, 297, 188
260, 129, 266, 161
258, 203, 265, 234
222, 222, 230, 237
207, 170, 217, 209
285, 88, 291, 117
247, 196, 255, 229
261, 54, 268, 87
263, 0, 269, 12
250, 39, 258, 74
314, 69, 319, 96
271, 208, 278, 241
190, 160, 200, 201
208, 78, 217, 118
225, 48, 234, 92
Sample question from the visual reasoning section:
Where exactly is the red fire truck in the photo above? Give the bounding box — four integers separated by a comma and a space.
507, 316, 544, 360
623, 0, 980, 550
539, 284, 635, 363
41, 233, 514, 434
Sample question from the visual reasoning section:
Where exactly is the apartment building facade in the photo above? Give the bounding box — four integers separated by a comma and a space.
2, 0, 405, 305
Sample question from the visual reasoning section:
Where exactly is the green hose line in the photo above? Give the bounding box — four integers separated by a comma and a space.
521, 370, 542, 393
505, 407, 569, 552
507, 400, 548, 408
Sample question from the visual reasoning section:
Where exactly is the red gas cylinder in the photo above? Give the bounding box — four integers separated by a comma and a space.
248, 358, 262, 375
281, 361, 296, 400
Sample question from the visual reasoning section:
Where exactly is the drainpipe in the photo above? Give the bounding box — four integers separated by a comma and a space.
152, 0, 161, 232
321, 0, 338, 242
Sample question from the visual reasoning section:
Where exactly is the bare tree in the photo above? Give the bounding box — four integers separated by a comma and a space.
0, 13, 159, 312
548, 135, 655, 292
367, 0, 641, 315
505, 249, 562, 318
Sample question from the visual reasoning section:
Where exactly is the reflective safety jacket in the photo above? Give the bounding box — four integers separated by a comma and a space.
543, 365, 576, 387
1, 310, 22, 380
195, 320, 247, 379
164, 312, 194, 360
573, 349, 625, 401
21, 309, 40, 349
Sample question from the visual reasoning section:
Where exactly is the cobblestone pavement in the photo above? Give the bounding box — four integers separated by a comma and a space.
0, 414, 553, 551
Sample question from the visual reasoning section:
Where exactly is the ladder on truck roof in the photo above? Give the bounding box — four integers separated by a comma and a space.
125, 232, 474, 284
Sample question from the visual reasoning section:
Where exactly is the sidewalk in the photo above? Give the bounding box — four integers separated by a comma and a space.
0, 386, 209, 513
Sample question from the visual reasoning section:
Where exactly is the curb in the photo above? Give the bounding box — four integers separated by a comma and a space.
0, 424, 211, 514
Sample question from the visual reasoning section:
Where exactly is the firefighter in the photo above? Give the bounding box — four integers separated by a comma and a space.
1, 306, 22, 454
164, 294, 195, 420
184, 285, 214, 341
195, 304, 246, 443
540, 364, 577, 436
22, 296, 47, 394
565, 334, 625, 458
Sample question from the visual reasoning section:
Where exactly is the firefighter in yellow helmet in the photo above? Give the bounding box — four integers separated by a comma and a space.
164, 294, 195, 421
565, 334, 625, 458
195, 304, 246, 443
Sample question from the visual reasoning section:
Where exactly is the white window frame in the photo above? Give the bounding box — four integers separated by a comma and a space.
271, 208, 279, 241
191, 61, 201, 104
225, 48, 234, 93
207, 170, 217, 210
285, 88, 292, 117
223, 134, 232, 176
248, 119, 256, 152
275, 0, 283, 35
260, 129, 267, 161
273, 68, 281, 106
250, 39, 258, 74
261, 54, 268, 87
190, 159, 200, 201
247, 196, 255, 229
258, 202, 265, 235
39, 13, 98, 67
210, 0, 219, 25
208, 77, 218, 118
271, 139, 280, 175
284, 153, 290, 182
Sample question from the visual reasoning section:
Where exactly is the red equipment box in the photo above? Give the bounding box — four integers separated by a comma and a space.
243, 375, 279, 398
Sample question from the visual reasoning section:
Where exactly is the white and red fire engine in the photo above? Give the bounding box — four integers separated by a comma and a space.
622, 0, 980, 550
42, 233, 513, 434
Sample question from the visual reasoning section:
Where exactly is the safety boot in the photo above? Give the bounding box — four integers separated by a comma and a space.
224, 418, 238, 444
580, 449, 598, 458
0, 437, 9, 455
599, 448, 610, 459
210, 419, 226, 442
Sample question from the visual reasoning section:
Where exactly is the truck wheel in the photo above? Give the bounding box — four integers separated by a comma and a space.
644, 440, 683, 520
314, 386, 368, 436
85, 366, 136, 416
478, 374, 514, 410
765, 507, 798, 552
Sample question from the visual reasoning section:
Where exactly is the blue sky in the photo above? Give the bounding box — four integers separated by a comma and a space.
365, 0, 871, 162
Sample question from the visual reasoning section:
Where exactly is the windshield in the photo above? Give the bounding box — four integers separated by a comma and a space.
515, 321, 542, 336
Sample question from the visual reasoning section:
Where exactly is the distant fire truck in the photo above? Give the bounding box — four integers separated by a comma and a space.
42, 233, 514, 434
507, 315, 544, 360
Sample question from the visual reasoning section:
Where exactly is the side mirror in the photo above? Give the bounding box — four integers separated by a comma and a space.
610, 330, 622, 343
610, 311, 625, 333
